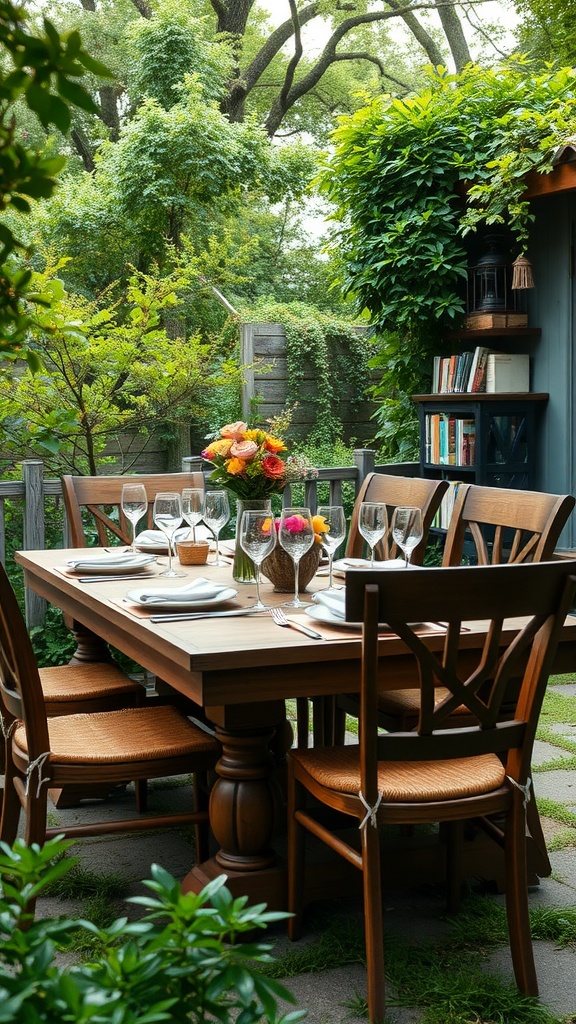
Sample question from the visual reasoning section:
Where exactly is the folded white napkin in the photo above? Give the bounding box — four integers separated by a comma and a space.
312, 590, 347, 619
134, 528, 194, 547
67, 552, 152, 569
127, 577, 232, 604
343, 557, 413, 570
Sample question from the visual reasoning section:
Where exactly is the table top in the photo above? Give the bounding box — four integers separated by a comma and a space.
16, 548, 576, 712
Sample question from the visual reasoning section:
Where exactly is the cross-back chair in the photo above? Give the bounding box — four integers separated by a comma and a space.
61, 471, 205, 548
0, 561, 219, 869
287, 560, 576, 1024
297, 473, 448, 749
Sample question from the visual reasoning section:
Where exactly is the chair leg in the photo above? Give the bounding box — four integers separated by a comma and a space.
287, 767, 305, 941
333, 703, 347, 745
525, 782, 551, 877
296, 698, 309, 749
446, 820, 464, 913
25, 785, 48, 849
135, 779, 148, 813
0, 759, 22, 847
504, 793, 538, 996
362, 822, 386, 1024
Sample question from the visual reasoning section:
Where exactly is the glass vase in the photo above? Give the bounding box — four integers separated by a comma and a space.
232, 498, 272, 583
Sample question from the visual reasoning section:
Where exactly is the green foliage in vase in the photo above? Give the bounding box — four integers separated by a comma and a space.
0, 837, 306, 1024
318, 60, 576, 450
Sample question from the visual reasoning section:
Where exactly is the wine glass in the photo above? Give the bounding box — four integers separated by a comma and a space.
121, 483, 147, 551
358, 501, 388, 567
203, 490, 230, 566
153, 491, 185, 577
239, 510, 276, 610
391, 506, 423, 567
182, 487, 204, 542
317, 505, 346, 590
279, 507, 315, 608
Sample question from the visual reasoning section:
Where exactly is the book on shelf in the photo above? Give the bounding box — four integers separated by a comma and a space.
431, 347, 491, 393
485, 353, 530, 393
424, 414, 475, 467
433, 480, 465, 530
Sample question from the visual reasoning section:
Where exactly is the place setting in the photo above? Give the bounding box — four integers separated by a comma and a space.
55, 550, 158, 582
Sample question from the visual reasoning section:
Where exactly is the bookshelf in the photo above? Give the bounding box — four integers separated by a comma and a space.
413, 393, 549, 493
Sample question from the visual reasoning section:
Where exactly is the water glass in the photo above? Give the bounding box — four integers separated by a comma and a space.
121, 483, 147, 551
279, 507, 315, 608
358, 502, 388, 567
391, 506, 423, 567
239, 510, 276, 610
153, 491, 185, 577
203, 490, 230, 566
317, 505, 346, 589
182, 487, 204, 542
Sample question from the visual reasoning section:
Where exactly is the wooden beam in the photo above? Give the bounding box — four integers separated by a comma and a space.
522, 162, 576, 199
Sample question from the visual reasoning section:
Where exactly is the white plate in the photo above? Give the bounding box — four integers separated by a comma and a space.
124, 586, 238, 610
332, 557, 412, 572
134, 529, 192, 554
305, 605, 363, 630
67, 555, 157, 575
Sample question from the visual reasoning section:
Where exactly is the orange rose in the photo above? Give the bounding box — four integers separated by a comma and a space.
221, 420, 247, 440
262, 455, 285, 480
226, 457, 247, 475
230, 439, 259, 461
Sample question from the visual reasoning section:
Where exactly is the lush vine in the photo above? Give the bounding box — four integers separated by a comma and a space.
241, 299, 373, 445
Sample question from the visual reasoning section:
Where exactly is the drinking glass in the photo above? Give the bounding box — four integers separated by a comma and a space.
239, 510, 276, 610
203, 490, 230, 566
279, 507, 315, 608
121, 483, 147, 551
391, 506, 423, 567
358, 501, 388, 567
182, 487, 204, 542
153, 491, 185, 577
317, 505, 346, 590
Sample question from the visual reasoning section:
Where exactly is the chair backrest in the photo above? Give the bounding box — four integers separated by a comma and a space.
345, 562, 576, 806
346, 473, 449, 564
0, 561, 51, 759
443, 483, 575, 567
61, 472, 205, 547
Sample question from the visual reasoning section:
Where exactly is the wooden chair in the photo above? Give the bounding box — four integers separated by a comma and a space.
297, 473, 449, 749
0, 560, 219, 868
287, 560, 576, 1024
61, 471, 205, 548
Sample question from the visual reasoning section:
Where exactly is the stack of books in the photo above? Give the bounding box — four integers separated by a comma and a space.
432, 348, 529, 394
432, 480, 465, 530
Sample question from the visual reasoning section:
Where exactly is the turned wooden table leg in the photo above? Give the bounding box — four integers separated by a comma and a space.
210, 724, 285, 872
65, 615, 111, 665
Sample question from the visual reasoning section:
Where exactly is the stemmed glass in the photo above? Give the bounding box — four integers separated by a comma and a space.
121, 483, 147, 552
317, 505, 346, 590
182, 487, 204, 542
203, 490, 230, 566
279, 507, 315, 608
239, 510, 276, 610
358, 501, 388, 567
391, 506, 423, 567
153, 492, 186, 577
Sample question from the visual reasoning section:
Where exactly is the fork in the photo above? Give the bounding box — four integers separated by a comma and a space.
270, 606, 323, 640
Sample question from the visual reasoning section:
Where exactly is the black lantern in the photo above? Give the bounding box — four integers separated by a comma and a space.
468, 234, 510, 314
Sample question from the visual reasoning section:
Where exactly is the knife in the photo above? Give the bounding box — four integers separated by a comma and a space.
150, 608, 269, 623
76, 574, 158, 583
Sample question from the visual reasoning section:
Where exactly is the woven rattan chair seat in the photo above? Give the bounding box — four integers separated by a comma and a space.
14, 705, 219, 765
39, 663, 141, 703
290, 745, 506, 803
377, 687, 469, 717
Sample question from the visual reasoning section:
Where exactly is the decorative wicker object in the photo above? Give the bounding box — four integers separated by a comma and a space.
261, 543, 321, 593
176, 540, 209, 565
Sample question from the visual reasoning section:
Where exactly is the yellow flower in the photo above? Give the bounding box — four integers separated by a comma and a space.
265, 434, 287, 454
312, 514, 329, 544
205, 438, 233, 458
226, 457, 247, 476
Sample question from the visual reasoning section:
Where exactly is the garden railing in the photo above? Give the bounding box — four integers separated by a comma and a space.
1, 453, 419, 627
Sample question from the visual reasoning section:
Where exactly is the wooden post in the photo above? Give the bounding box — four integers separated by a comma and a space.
240, 324, 255, 422
22, 459, 46, 627
353, 449, 376, 493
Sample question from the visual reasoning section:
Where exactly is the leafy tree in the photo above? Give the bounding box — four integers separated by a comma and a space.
513, 0, 576, 67
0, 0, 110, 360
0, 259, 242, 474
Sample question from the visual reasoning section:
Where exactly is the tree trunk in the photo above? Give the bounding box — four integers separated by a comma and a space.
435, 0, 472, 70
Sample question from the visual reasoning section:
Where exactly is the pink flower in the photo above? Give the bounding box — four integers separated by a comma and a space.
230, 439, 258, 461
221, 420, 248, 440
283, 514, 307, 533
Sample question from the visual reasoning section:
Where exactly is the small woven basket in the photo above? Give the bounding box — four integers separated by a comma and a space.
176, 540, 209, 566
261, 543, 321, 592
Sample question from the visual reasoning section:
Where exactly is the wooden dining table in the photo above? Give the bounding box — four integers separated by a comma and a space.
15, 547, 576, 909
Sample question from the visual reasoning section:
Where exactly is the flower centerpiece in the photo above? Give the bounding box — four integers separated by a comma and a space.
261, 512, 328, 593
202, 416, 318, 582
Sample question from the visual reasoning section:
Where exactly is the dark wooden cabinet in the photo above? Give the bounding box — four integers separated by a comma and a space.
413, 393, 549, 491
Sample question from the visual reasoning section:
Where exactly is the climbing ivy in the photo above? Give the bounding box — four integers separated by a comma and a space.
241, 299, 373, 445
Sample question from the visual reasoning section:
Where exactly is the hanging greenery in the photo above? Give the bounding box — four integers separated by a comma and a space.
241, 299, 373, 446
317, 60, 576, 450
